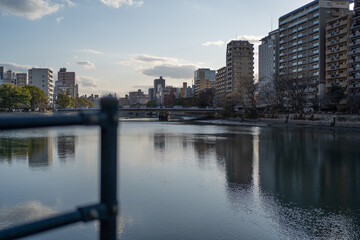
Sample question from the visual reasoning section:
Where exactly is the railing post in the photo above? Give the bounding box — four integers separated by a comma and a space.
100, 98, 119, 240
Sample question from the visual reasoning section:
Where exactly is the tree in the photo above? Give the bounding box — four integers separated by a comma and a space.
73, 97, 95, 108
22, 85, 48, 110
146, 100, 157, 107
326, 85, 346, 112
56, 94, 73, 109
0, 84, 31, 110
196, 89, 215, 108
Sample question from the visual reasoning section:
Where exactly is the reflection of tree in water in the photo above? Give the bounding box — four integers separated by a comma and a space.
57, 136, 76, 160
258, 128, 360, 209
0, 137, 52, 169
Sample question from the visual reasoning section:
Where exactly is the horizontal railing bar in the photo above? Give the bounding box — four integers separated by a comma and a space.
0, 112, 104, 130
0, 203, 106, 240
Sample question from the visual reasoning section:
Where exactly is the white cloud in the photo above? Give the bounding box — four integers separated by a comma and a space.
63, 0, 75, 7
0, 62, 38, 72
77, 76, 115, 96
77, 76, 98, 88
231, 35, 262, 45
0, 0, 62, 20
99, 0, 143, 8
76, 61, 96, 70
201, 40, 225, 47
81, 49, 104, 55
115, 54, 198, 80
56, 16, 63, 23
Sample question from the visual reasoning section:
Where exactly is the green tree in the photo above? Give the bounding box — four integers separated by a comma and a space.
146, 100, 157, 108
56, 94, 73, 109
326, 85, 346, 112
0, 84, 31, 110
73, 97, 95, 108
22, 85, 48, 110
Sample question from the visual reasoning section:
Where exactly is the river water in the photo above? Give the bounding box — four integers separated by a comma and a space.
0, 120, 359, 239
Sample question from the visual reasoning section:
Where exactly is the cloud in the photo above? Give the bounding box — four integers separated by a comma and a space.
0, 0, 62, 20
81, 49, 103, 55
76, 61, 96, 70
0, 62, 38, 72
132, 84, 152, 89
77, 76, 98, 88
202, 40, 225, 47
99, 0, 143, 8
56, 16, 63, 23
116, 54, 199, 80
232, 35, 262, 45
142, 64, 197, 79
63, 0, 75, 7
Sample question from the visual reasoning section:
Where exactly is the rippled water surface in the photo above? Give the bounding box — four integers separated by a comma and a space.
0, 121, 359, 239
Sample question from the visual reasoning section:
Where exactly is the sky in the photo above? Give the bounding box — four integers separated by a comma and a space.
0, 0, 315, 97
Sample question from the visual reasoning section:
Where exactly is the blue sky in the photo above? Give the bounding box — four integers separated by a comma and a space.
1, 0, 314, 96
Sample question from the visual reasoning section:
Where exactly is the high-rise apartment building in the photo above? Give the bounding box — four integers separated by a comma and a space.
3, 69, 16, 84
259, 30, 280, 106
0, 66, 5, 80
325, 14, 352, 100
278, 0, 351, 109
226, 40, 254, 93
215, 66, 227, 106
194, 68, 216, 96
57, 68, 77, 99
16, 73, 28, 87
154, 76, 165, 93
28, 68, 54, 105
349, 0, 360, 98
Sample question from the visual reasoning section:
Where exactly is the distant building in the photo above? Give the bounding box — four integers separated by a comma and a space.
349, 0, 360, 99
148, 88, 155, 101
194, 68, 216, 96
215, 66, 227, 106
16, 73, 28, 87
129, 89, 148, 105
0, 66, 5, 80
278, 0, 351, 109
57, 68, 78, 99
154, 76, 165, 93
258, 29, 279, 107
162, 87, 176, 107
3, 69, 16, 84
119, 94, 130, 106
28, 68, 55, 106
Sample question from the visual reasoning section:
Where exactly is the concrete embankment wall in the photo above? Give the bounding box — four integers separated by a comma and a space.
259, 114, 360, 128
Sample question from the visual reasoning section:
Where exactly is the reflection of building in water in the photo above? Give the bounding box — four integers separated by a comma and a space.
216, 134, 253, 186
0, 138, 29, 163
258, 129, 360, 209
28, 137, 53, 169
153, 133, 166, 150
57, 136, 76, 160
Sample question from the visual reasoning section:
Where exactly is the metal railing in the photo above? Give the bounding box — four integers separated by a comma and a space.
0, 97, 119, 240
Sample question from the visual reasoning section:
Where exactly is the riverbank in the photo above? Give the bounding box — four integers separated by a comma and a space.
190, 113, 360, 130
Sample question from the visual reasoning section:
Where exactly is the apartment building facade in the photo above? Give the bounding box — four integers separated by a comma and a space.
57, 68, 78, 99
325, 14, 352, 98
349, 0, 360, 99
258, 29, 280, 106
28, 68, 54, 105
16, 73, 28, 87
215, 66, 227, 106
278, 0, 351, 109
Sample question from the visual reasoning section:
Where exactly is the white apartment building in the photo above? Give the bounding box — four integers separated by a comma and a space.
28, 68, 55, 106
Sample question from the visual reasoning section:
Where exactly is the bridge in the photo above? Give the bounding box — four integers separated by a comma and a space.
119, 108, 223, 121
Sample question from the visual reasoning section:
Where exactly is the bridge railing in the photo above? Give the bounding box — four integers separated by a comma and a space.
0, 97, 119, 240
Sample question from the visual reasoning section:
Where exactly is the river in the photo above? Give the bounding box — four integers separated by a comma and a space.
0, 120, 359, 239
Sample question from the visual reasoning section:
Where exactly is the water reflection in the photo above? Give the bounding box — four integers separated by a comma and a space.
57, 136, 76, 160
0, 137, 53, 169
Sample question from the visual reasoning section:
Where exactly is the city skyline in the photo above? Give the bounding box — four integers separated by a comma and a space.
0, 0, 344, 97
